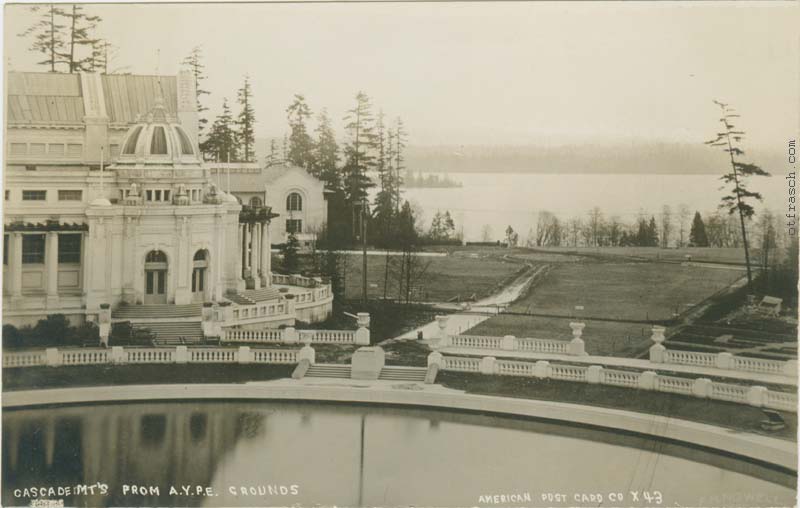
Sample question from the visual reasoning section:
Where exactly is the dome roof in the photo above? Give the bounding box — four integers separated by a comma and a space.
116, 96, 201, 165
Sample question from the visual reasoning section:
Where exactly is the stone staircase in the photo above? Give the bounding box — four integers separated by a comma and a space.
305, 364, 351, 378
304, 364, 427, 381
112, 304, 203, 320
224, 288, 283, 306
378, 366, 427, 382
134, 321, 204, 345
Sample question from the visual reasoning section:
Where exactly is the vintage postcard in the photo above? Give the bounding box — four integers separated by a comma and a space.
1, 1, 798, 507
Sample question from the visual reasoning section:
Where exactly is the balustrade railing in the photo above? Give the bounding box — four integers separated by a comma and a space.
663, 350, 716, 368
451, 335, 503, 350
3, 350, 47, 368
298, 330, 355, 344
731, 356, 785, 375
517, 338, 569, 354
434, 354, 797, 413
3, 345, 304, 368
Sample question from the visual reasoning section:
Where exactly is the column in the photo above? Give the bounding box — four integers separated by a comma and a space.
260, 221, 270, 286
46, 231, 59, 305
9, 232, 23, 299
246, 224, 252, 272
252, 223, 261, 289
239, 223, 246, 278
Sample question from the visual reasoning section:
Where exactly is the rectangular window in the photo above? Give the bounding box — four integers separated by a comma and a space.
109, 144, 120, 159
286, 219, 302, 234
58, 190, 83, 201
22, 234, 45, 264
66, 144, 82, 157
29, 143, 46, 156
58, 234, 81, 263
10, 143, 27, 156
155, 190, 162, 201
22, 190, 46, 201
5, 190, 9, 201
48, 144, 65, 156
163, 190, 170, 202
146, 190, 153, 201
3, 234, 8, 265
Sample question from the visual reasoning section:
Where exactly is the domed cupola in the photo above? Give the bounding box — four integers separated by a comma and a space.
116, 95, 201, 165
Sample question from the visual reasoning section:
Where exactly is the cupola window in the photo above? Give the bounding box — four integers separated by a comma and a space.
175, 127, 195, 155
150, 126, 168, 155
123, 126, 143, 155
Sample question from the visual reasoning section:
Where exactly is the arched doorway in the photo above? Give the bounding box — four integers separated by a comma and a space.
144, 250, 168, 304
191, 250, 209, 302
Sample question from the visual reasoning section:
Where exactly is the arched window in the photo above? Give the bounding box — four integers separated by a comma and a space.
286, 192, 302, 211
193, 250, 207, 262
175, 127, 195, 155
146, 250, 167, 263
249, 197, 263, 207
123, 126, 143, 155
150, 126, 168, 155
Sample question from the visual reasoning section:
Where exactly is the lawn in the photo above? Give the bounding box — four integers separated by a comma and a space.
340, 252, 526, 302
508, 261, 742, 321
521, 246, 748, 265
466, 314, 655, 356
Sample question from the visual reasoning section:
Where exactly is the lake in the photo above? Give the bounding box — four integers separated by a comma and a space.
3, 401, 795, 507
395, 172, 789, 242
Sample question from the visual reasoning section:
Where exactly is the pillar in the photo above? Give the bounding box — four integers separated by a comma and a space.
46, 232, 59, 306
260, 220, 270, 286
245, 224, 252, 272
252, 223, 261, 289
9, 232, 22, 299
239, 223, 245, 278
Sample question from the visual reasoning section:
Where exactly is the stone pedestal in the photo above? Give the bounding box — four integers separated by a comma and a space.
351, 346, 385, 380
298, 345, 316, 365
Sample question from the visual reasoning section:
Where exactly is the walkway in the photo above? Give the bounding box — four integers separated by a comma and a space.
390, 264, 542, 340
436, 346, 797, 386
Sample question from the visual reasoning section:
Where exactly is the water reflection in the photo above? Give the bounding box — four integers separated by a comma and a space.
2, 402, 796, 507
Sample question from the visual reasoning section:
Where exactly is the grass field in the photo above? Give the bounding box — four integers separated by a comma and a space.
507, 261, 743, 321
518, 246, 748, 264
467, 315, 654, 356
340, 252, 525, 302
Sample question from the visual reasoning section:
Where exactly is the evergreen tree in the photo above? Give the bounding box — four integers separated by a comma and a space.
705, 100, 771, 288
286, 94, 315, 169
312, 109, 341, 188
392, 117, 407, 211
372, 111, 398, 247
689, 211, 709, 247
200, 98, 237, 162
281, 232, 300, 273
182, 46, 210, 136
236, 76, 256, 162
646, 216, 659, 247
342, 92, 377, 206
18, 4, 68, 72
61, 4, 102, 73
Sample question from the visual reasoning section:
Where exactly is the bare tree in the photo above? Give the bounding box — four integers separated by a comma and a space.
587, 207, 604, 247
660, 205, 672, 248
677, 204, 691, 247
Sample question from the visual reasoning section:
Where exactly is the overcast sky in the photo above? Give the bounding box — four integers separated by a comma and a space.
5, 1, 798, 149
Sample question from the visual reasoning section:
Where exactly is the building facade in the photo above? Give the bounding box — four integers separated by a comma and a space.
211, 163, 329, 250
3, 71, 332, 332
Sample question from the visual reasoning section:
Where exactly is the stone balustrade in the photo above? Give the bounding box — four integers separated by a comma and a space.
221, 323, 368, 345
431, 353, 798, 413
437, 317, 586, 356
3, 345, 309, 368
649, 327, 796, 378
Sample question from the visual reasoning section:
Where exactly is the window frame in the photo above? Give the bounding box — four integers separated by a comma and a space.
58, 234, 82, 264
22, 234, 46, 264
22, 190, 47, 201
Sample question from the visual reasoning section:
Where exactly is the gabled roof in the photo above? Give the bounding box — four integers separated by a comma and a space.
213, 164, 322, 192
6, 71, 178, 126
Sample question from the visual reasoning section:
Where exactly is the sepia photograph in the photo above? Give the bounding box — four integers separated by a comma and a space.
1, 1, 798, 506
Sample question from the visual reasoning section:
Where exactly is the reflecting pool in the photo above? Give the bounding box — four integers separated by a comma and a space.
3, 401, 795, 507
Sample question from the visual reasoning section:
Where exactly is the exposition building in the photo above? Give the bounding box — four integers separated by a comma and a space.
3, 71, 333, 342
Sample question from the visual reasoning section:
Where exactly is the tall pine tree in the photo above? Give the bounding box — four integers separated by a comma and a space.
312, 108, 341, 189
18, 4, 68, 72
690, 211, 710, 247
61, 4, 102, 73
200, 98, 237, 162
182, 46, 210, 136
236, 76, 256, 162
286, 94, 315, 169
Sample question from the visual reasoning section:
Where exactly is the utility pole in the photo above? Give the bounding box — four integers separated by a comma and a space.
361, 197, 368, 305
